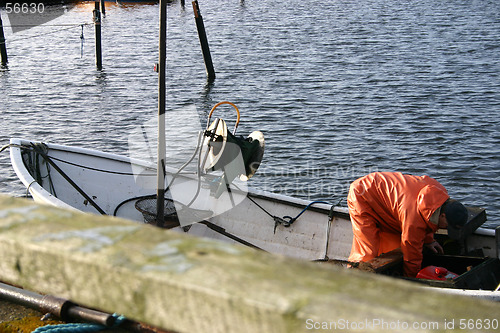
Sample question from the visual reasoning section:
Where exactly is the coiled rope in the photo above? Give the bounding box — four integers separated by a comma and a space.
32, 313, 126, 333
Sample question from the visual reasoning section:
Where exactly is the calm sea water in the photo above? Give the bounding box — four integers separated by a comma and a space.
1, 0, 499, 227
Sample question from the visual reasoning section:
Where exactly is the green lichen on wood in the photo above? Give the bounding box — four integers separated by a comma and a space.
0, 315, 63, 333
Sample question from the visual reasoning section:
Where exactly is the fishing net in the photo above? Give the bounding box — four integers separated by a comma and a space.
135, 195, 214, 228
135, 196, 180, 229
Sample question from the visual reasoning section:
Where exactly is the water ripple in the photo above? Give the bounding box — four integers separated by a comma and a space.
1, 0, 499, 226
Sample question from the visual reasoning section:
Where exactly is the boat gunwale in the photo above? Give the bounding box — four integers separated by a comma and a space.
9, 138, 495, 236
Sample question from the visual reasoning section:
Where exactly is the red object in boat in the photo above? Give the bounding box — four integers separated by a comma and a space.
416, 266, 460, 280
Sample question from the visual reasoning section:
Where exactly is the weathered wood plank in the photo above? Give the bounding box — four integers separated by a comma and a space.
0, 195, 499, 332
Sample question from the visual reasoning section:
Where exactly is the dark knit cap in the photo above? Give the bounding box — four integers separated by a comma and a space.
443, 199, 468, 228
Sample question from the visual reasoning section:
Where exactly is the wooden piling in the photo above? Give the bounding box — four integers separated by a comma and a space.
93, 1, 102, 70
100, 0, 106, 17
192, 0, 215, 81
0, 14, 8, 66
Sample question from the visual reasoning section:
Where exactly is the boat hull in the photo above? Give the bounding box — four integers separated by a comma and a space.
9, 138, 500, 294
9, 138, 353, 261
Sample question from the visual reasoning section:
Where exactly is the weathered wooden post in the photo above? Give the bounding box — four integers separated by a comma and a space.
93, 1, 102, 70
0, 14, 8, 66
192, 0, 215, 81
100, 0, 106, 17
156, 0, 167, 227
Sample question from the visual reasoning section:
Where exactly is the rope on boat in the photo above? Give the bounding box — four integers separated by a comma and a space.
113, 130, 205, 218
29, 143, 107, 215
32, 313, 126, 333
0, 143, 19, 153
281, 200, 331, 226
245, 195, 341, 233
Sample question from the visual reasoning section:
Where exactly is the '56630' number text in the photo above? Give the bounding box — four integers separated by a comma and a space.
5, 3, 45, 14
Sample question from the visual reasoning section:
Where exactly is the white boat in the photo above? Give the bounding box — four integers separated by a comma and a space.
8, 137, 354, 262
8, 137, 500, 295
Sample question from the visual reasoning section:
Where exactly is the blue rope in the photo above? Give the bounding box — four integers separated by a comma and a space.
32, 323, 105, 333
32, 314, 126, 333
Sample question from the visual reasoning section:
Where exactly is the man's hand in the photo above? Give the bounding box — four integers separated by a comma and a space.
424, 240, 444, 254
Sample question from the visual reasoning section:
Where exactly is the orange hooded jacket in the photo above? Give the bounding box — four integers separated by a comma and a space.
347, 172, 449, 277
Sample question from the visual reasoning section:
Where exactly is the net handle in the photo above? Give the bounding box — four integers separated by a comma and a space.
207, 101, 240, 135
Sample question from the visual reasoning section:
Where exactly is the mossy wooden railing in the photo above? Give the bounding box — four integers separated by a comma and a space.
0, 195, 499, 332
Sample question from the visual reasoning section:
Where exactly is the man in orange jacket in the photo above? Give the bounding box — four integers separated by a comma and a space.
347, 172, 468, 277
